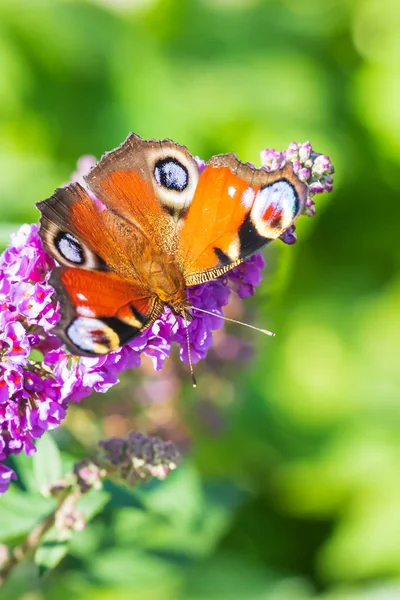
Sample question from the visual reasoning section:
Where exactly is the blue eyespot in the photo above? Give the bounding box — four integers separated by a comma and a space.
154, 158, 188, 192
55, 232, 84, 264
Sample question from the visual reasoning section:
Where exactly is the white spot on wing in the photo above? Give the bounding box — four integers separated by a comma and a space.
228, 186, 236, 198
169, 162, 187, 189
241, 187, 255, 209
227, 237, 240, 260
77, 306, 95, 317
77, 293, 88, 301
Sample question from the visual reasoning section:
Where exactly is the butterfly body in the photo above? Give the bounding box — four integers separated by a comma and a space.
37, 133, 307, 356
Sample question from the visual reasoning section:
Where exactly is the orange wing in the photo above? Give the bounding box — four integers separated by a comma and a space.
177, 154, 308, 284
50, 268, 160, 356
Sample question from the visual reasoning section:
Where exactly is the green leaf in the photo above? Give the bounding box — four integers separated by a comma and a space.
185, 552, 276, 600
33, 434, 62, 495
113, 483, 236, 559
0, 487, 54, 542
10, 452, 40, 494
136, 461, 203, 526
28, 349, 44, 363
77, 488, 110, 521
103, 480, 145, 509
88, 548, 180, 589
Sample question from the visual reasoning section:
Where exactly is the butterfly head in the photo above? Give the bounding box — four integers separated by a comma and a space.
157, 287, 192, 321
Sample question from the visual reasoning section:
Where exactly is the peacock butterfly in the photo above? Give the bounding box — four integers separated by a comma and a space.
37, 133, 307, 358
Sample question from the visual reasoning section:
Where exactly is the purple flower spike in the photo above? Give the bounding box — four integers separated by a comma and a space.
3, 322, 31, 364
298, 168, 311, 183
305, 198, 316, 217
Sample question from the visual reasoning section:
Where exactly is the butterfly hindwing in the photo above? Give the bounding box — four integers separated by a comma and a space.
177, 154, 307, 284
50, 268, 161, 356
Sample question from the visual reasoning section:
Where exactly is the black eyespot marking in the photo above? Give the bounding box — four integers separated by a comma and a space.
101, 317, 141, 345
67, 316, 142, 355
293, 192, 300, 217
154, 158, 188, 192
161, 204, 190, 219
130, 305, 147, 325
238, 213, 272, 256
55, 232, 84, 264
214, 247, 231, 266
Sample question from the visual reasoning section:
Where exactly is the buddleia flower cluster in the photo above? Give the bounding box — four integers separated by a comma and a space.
261, 141, 335, 244
0, 141, 334, 494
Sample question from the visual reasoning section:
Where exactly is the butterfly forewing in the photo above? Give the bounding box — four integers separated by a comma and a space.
85, 133, 200, 255
178, 155, 307, 284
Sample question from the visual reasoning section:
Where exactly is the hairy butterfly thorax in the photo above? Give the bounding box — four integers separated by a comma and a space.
145, 254, 186, 308
37, 133, 307, 357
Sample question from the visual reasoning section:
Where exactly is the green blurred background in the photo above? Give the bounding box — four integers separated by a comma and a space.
1, 0, 400, 598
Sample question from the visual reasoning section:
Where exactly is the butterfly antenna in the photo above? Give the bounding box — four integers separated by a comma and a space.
169, 315, 179, 341
190, 306, 276, 337
183, 312, 197, 388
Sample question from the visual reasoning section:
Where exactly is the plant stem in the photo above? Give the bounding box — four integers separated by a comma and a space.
0, 488, 72, 587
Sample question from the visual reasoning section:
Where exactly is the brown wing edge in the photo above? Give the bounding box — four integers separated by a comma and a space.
207, 153, 308, 212
84, 132, 198, 192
